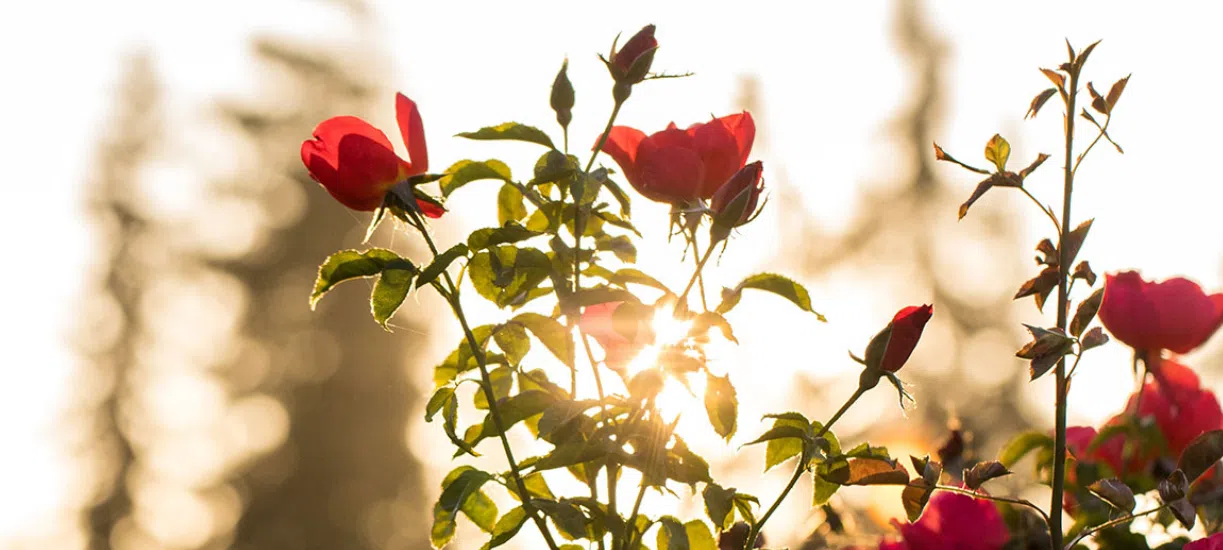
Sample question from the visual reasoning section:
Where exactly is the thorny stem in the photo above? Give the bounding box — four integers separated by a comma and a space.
745, 386, 868, 550
1050, 62, 1081, 550
413, 211, 561, 550
934, 485, 1052, 528
1020, 187, 1062, 236
1063, 504, 1168, 549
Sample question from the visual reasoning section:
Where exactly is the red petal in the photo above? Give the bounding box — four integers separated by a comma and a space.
880, 304, 933, 373
633, 135, 705, 203
301, 116, 402, 211
417, 199, 446, 219
598, 126, 647, 176
1099, 271, 1161, 351
395, 93, 429, 175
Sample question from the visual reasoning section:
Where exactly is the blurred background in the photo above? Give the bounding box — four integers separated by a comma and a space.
4, 0, 1223, 548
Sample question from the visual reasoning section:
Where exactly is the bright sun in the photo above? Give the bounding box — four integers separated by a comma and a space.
621, 310, 707, 423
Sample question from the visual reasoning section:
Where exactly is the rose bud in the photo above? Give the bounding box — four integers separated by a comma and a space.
709, 160, 764, 241
1098, 271, 1223, 355
608, 24, 658, 87
301, 93, 443, 217
864, 304, 934, 374
596, 113, 755, 205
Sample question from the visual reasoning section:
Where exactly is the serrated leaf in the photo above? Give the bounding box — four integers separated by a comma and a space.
473, 366, 513, 410
901, 481, 935, 522
984, 134, 1011, 172
425, 387, 454, 422
609, 268, 673, 294
469, 246, 552, 308
702, 484, 736, 530
311, 248, 409, 308
684, 520, 716, 550
431, 501, 457, 548
1106, 75, 1131, 112
1017, 324, 1075, 380
417, 244, 469, 289
483, 506, 527, 550
1088, 81, 1109, 114
439, 159, 513, 197
372, 266, 415, 329
813, 475, 841, 507
744, 425, 810, 448
522, 472, 556, 500
964, 461, 1011, 490
1177, 429, 1223, 482
531, 150, 577, 186
1080, 326, 1109, 351
1071, 288, 1104, 337
998, 431, 1054, 467
721, 273, 825, 320
1026, 88, 1058, 120
463, 489, 498, 532
468, 223, 542, 251
704, 373, 738, 440
1015, 266, 1060, 310
497, 184, 528, 225
763, 414, 810, 472
512, 312, 575, 368
1089, 478, 1136, 512
1160, 470, 1189, 503
458, 122, 556, 150
656, 516, 689, 550
603, 176, 632, 217
824, 457, 909, 486
1063, 218, 1094, 268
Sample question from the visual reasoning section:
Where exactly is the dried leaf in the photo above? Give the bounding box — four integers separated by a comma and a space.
1080, 327, 1109, 351
1070, 288, 1104, 337
1088, 478, 1135, 512
1026, 88, 1058, 120
1159, 470, 1189, 504
1019, 153, 1051, 179
1106, 74, 1131, 112
1072, 261, 1097, 286
1088, 81, 1109, 114
1040, 68, 1066, 90
964, 461, 1011, 490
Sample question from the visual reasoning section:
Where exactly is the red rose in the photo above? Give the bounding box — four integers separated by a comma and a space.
887, 491, 1009, 550
1187, 533, 1223, 550
710, 160, 765, 229
1098, 271, 1223, 355
579, 302, 655, 370
301, 93, 443, 216
597, 112, 756, 204
864, 305, 934, 374
1129, 359, 1223, 457
610, 25, 658, 85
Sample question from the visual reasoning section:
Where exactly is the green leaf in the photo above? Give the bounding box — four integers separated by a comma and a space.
596, 234, 637, 263
438, 467, 492, 514
522, 472, 556, 500
1178, 429, 1223, 482
468, 224, 543, 251
425, 387, 454, 422
984, 134, 1011, 172
901, 482, 934, 521
719, 273, 825, 321
533, 499, 587, 541
703, 373, 738, 440
431, 501, 457, 548
493, 323, 530, 366
744, 425, 810, 448
417, 243, 469, 289
656, 516, 689, 550
512, 313, 575, 368
471, 390, 558, 445
813, 475, 840, 507
310, 248, 410, 308
372, 266, 415, 329
497, 184, 528, 225
463, 489, 498, 532
473, 366, 513, 410
603, 176, 633, 217
531, 150, 578, 186
469, 246, 553, 308
537, 399, 597, 439
702, 483, 736, 530
763, 413, 810, 472
458, 122, 556, 150
482, 506, 527, 550
609, 268, 673, 294
442, 390, 479, 457
731, 493, 759, 525
998, 431, 1054, 467
439, 159, 513, 197
684, 520, 716, 550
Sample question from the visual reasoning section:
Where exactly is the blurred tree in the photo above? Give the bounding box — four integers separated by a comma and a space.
79, 2, 429, 549
747, 0, 1035, 545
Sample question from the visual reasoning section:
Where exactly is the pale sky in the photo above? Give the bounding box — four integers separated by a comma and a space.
4, 1, 1223, 547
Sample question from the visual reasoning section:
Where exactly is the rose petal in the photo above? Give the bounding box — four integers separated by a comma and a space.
395, 93, 429, 175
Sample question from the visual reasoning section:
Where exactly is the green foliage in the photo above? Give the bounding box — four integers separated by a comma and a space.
440, 159, 513, 197
459, 122, 557, 150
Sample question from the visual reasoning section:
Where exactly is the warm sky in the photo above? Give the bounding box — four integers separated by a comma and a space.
4, 0, 1223, 547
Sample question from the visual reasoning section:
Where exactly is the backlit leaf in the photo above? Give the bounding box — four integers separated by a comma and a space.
704, 373, 738, 440
372, 266, 415, 329
984, 134, 1011, 172
458, 122, 556, 150
311, 248, 409, 308
439, 159, 513, 197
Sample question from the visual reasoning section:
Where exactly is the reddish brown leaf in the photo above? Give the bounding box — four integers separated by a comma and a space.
1070, 288, 1104, 337
1019, 153, 1051, 179
1088, 81, 1109, 114
1106, 74, 1131, 112
1026, 88, 1058, 120
1040, 68, 1066, 89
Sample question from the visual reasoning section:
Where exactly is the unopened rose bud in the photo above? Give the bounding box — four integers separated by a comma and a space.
550, 59, 574, 130
608, 25, 657, 87
710, 161, 764, 242
862, 304, 934, 374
